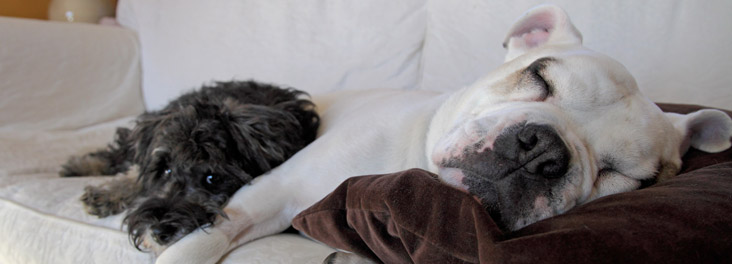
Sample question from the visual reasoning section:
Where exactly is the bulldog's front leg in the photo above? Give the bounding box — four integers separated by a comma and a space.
155, 170, 295, 264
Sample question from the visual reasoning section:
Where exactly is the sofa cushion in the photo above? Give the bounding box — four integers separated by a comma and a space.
0, 17, 144, 131
293, 103, 732, 263
116, 0, 428, 110
0, 117, 336, 263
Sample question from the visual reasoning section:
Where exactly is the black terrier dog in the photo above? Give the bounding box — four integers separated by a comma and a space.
60, 80, 319, 250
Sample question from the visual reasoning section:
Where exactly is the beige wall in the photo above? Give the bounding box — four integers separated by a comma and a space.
0, 0, 52, 19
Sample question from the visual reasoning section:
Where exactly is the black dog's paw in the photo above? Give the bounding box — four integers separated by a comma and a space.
80, 176, 140, 217
60, 127, 134, 177
81, 185, 125, 217
60, 154, 113, 177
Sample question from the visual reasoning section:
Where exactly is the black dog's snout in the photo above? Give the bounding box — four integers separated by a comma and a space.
496, 123, 570, 179
151, 223, 177, 245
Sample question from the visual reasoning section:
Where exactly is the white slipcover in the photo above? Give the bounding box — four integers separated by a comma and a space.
1, 0, 730, 263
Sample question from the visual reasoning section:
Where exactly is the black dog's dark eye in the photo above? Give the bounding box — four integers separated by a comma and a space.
164, 169, 172, 175
205, 175, 218, 185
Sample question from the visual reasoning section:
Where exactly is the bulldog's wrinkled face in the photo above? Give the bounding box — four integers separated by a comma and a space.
430, 5, 732, 231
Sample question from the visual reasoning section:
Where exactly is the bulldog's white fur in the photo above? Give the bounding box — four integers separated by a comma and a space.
155, 5, 732, 264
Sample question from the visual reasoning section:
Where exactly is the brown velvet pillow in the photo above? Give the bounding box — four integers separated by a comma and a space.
292, 104, 732, 263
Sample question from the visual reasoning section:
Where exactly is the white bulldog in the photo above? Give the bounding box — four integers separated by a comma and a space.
155, 5, 732, 264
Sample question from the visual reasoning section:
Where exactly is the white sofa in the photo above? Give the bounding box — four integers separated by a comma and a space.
1, 1, 731, 263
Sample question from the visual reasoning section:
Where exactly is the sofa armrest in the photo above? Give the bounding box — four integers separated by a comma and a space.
0, 17, 144, 131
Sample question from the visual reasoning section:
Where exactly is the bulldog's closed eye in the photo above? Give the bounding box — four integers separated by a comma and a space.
523, 57, 556, 99
598, 167, 615, 176
598, 158, 619, 176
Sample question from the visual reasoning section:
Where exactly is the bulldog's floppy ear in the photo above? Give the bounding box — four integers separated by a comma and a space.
503, 5, 583, 62
665, 109, 732, 154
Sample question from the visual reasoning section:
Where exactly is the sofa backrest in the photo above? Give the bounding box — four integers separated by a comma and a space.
116, 0, 427, 110
421, 0, 732, 110
117, 0, 732, 110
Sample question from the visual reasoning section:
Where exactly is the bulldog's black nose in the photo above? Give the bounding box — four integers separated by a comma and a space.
494, 123, 570, 179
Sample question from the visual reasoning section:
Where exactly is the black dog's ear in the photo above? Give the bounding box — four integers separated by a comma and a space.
130, 111, 173, 184
223, 99, 310, 174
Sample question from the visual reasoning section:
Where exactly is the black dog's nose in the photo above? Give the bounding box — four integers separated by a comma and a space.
151, 223, 177, 245
495, 123, 570, 179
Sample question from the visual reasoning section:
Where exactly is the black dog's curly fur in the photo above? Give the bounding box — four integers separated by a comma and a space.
60, 80, 319, 249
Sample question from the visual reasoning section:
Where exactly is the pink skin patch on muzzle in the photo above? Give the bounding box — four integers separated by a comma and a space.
438, 167, 468, 191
